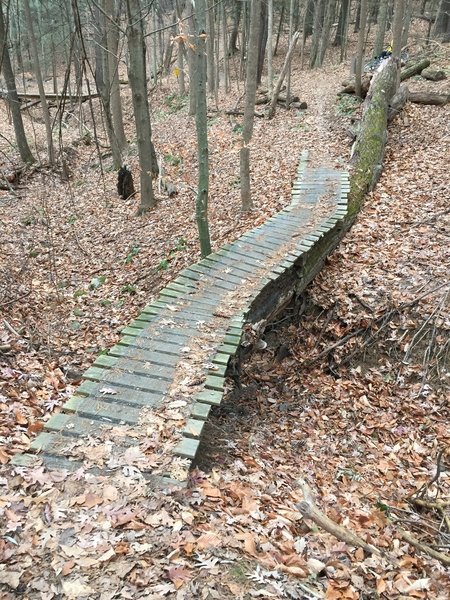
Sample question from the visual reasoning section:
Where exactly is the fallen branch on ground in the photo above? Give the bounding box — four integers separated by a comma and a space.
395, 528, 450, 566
296, 479, 384, 557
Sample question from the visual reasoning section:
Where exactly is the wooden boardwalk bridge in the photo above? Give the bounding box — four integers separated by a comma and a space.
13, 153, 349, 482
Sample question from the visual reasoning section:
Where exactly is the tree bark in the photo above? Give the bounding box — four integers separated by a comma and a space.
126, 0, 156, 213
0, 3, 35, 164
194, 0, 212, 256
349, 57, 399, 215
240, 0, 261, 212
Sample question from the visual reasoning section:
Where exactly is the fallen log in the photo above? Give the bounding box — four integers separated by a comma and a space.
409, 91, 449, 105
421, 68, 447, 81
256, 94, 300, 105
225, 109, 265, 118
339, 75, 371, 97
0, 90, 100, 103
400, 58, 431, 81
349, 57, 399, 216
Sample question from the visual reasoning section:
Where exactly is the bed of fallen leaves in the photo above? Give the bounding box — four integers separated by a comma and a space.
1, 27, 449, 599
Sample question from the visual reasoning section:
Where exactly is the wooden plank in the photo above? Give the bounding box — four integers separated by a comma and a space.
212, 352, 231, 367
82, 366, 169, 394
118, 336, 181, 354
93, 354, 174, 379
173, 437, 199, 459
184, 418, 205, 439
195, 390, 223, 405
108, 344, 180, 363
192, 402, 212, 420
76, 379, 164, 403
44, 412, 112, 436
64, 396, 143, 424
205, 375, 225, 391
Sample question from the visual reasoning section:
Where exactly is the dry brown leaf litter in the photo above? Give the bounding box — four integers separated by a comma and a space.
1, 35, 450, 599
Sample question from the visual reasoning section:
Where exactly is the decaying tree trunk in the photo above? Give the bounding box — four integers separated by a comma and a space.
349, 58, 399, 216
421, 68, 447, 81
387, 85, 448, 122
400, 59, 431, 81
409, 91, 450, 105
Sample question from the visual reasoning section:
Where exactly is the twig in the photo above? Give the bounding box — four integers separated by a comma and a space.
3, 320, 22, 338
296, 479, 385, 557
412, 449, 446, 500
396, 528, 450, 566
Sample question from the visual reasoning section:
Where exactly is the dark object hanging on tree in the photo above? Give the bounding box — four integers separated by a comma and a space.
117, 165, 135, 199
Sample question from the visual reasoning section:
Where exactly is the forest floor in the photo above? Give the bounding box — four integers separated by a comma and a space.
1, 34, 450, 599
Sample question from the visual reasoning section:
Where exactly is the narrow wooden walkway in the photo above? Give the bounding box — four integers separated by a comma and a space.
13, 153, 349, 478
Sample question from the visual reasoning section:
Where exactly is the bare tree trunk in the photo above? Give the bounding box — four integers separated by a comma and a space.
317, 0, 337, 67
240, 0, 260, 212
229, 0, 241, 54
188, 7, 197, 115
309, 0, 325, 69
206, 0, 215, 96
334, 0, 349, 47
105, 0, 127, 154
274, 3, 285, 56
23, 0, 54, 164
267, 0, 274, 94
268, 31, 299, 119
286, 0, 295, 104
194, 0, 211, 256
355, 0, 368, 97
373, 0, 389, 55
94, 3, 122, 169
0, 3, 35, 164
222, 0, 229, 92
256, 0, 267, 85
433, 0, 450, 36
392, 0, 406, 58
126, 0, 156, 213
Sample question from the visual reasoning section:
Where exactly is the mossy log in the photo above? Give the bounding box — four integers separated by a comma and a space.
421, 68, 447, 82
348, 58, 399, 217
400, 58, 431, 81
